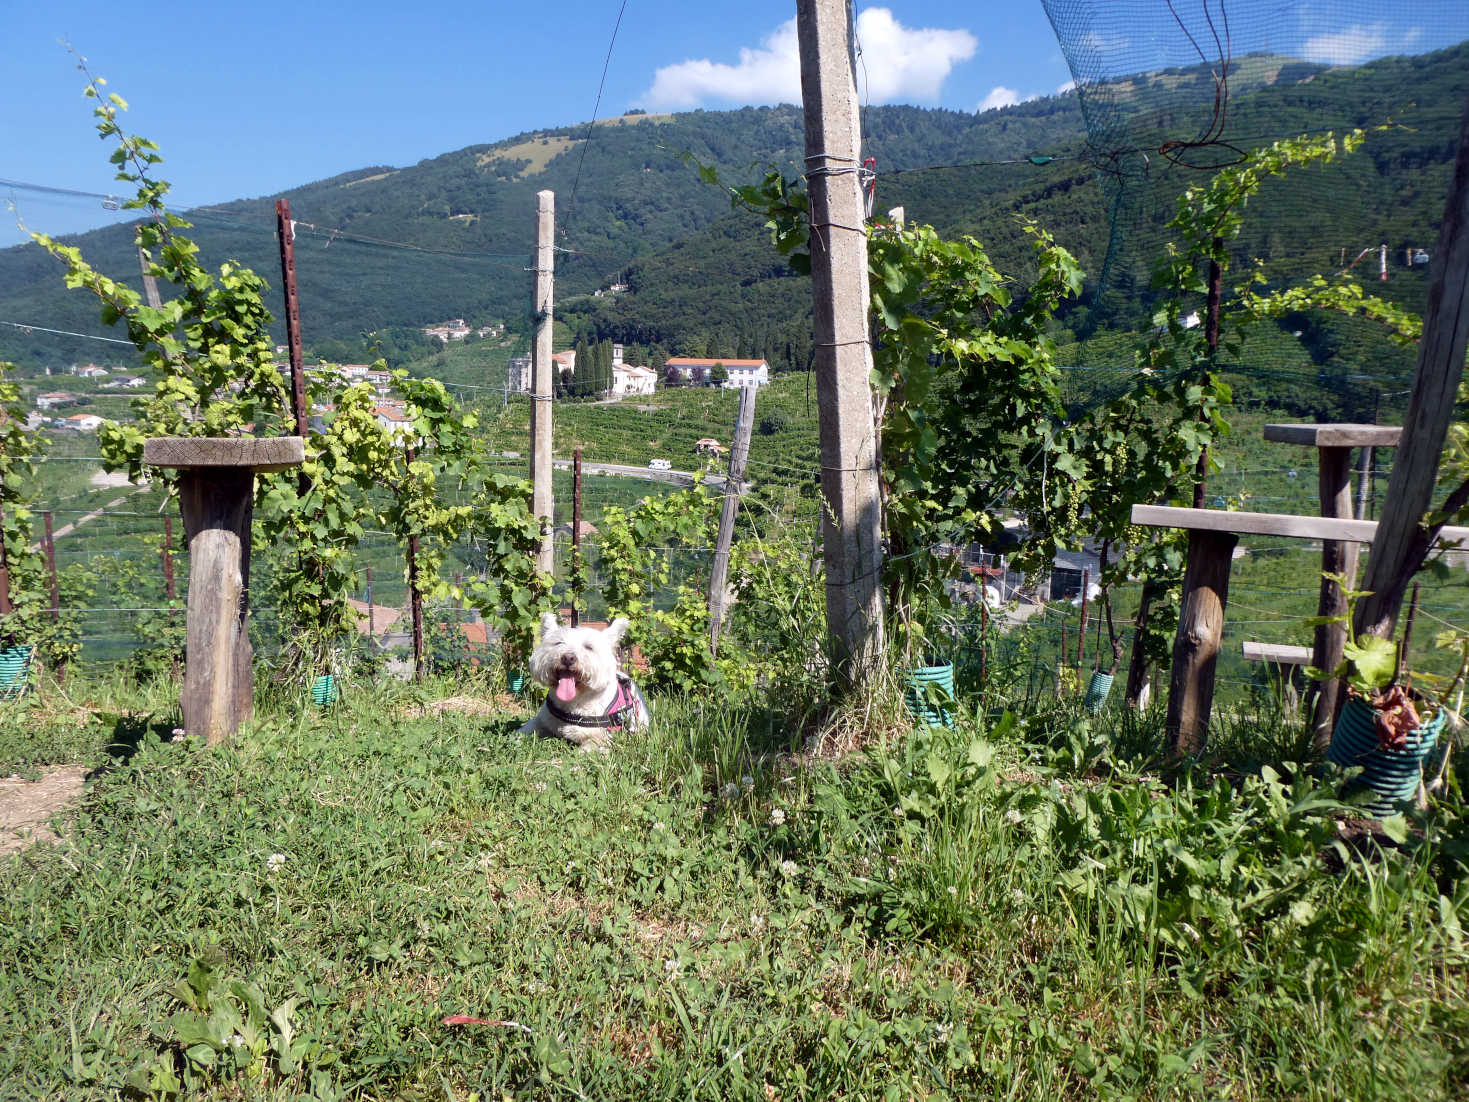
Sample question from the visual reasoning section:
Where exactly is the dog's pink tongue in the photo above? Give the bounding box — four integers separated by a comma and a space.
554, 675, 578, 702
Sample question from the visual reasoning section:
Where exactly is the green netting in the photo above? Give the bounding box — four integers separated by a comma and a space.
1040, 0, 1469, 418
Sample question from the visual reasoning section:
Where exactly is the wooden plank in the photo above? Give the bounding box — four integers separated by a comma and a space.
1263, 423, 1403, 448
144, 436, 305, 472
1130, 504, 1469, 545
1167, 529, 1237, 755
1242, 641, 1313, 664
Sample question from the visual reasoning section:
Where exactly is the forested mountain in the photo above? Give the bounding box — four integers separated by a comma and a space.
2, 40, 1465, 420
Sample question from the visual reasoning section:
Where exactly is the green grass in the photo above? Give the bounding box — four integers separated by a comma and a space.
3, 669, 1467, 1099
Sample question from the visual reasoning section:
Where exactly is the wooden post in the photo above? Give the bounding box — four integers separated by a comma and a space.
162, 515, 177, 603
144, 436, 303, 743
1166, 528, 1239, 755
530, 191, 556, 576
41, 512, 59, 623
275, 200, 310, 442
979, 591, 989, 690
796, 0, 886, 684
405, 445, 426, 681
136, 244, 163, 310
1125, 579, 1162, 707
1310, 445, 1360, 747
571, 448, 582, 627
1355, 445, 1373, 520
709, 386, 758, 653
1076, 567, 1090, 669
365, 564, 375, 638
0, 498, 12, 619
1193, 237, 1224, 508
1355, 95, 1469, 640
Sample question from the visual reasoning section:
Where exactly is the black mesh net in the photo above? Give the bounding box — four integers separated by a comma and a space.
1040, 0, 1469, 421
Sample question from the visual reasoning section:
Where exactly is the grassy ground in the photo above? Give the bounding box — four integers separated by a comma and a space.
3, 667, 1467, 1099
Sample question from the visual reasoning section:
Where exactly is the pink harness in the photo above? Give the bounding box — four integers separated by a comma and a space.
544, 674, 644, 731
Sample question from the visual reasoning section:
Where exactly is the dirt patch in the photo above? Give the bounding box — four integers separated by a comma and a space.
413, 695, 513, 717
0, 766, 87, 854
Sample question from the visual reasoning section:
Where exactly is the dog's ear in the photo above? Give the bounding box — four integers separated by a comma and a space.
603, 617, 630, 646
540, 611, 561, 637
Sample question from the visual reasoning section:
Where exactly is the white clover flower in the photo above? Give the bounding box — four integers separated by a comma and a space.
947, 885, 959, 897
477, 852, 494, 871
769, 808, 787, 827
265, 852, 287, 873
741, 775, 754, 791
653, 821, 666, 831
721, 782, 739, 800
1011, 887, 1026, 905
1005, 809, 1023, 826
171, 727, 186, 738
892, 806, 904, 818
749, 912, 767, 932
779, 859, 799, 878
663, 958, 682, 977
934, 1021, 952, 1044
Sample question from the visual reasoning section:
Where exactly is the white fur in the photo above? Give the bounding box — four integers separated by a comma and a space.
518, 613, 648, 750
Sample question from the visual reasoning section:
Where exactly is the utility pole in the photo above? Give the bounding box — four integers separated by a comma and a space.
531, 191, 556, 576
796, 0, 886, 685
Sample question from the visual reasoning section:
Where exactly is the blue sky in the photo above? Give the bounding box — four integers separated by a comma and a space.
2, 1, 1461, 247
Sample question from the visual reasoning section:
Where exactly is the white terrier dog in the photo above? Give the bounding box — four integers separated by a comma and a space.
519, 612, 650, 750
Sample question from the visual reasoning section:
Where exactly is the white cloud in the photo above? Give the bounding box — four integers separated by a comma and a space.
1056, 79, 1077, 95
1302, 22, 1389, 65
1403, 26, 1424, 48
978, 86, 1021, 112
638, 8, 976, 111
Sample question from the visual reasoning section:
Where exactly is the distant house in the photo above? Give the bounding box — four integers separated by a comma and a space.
365, 369, 393, 393
423, 318, 471, 342
74, 363, 109, 378
36, 391, 77, 410
554, 519, 599, 541
695, 437, 725, 456
664, 357, 770, 388
611, 363, 657, 397
373, 404, 412, 441
552, 350, 576, 375
63, 413, 104, 431
102, 376, 147, 389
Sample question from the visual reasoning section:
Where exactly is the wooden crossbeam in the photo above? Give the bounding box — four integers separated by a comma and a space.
1131, 504, 1469, 545
1241, 641, 1314, 665
1262, 423, 1403, 448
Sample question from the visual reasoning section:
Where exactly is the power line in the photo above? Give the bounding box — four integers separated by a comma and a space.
562, 0, 630, 236
1, 319, 135, 346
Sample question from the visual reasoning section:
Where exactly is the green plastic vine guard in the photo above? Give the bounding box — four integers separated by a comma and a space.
310, 674, 339, 709
1084, 671, 1115, 714
904, 662, 955, 729
0, 645, 33, 698
1327, 695, 1446, 818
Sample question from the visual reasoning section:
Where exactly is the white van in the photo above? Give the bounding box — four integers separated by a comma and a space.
648, 458, 673, 471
